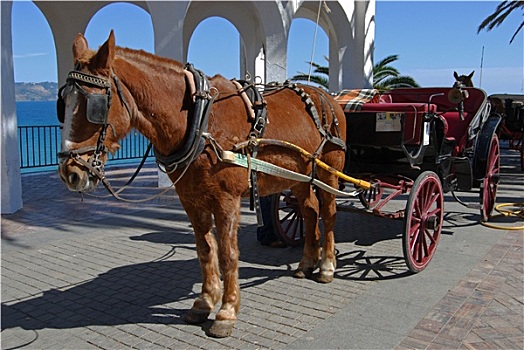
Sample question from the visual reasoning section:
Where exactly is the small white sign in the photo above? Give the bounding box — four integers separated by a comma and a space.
423, 121, 430, 145
376, 112, 402, 132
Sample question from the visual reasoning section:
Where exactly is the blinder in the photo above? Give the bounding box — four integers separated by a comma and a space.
57, 70, 112, 125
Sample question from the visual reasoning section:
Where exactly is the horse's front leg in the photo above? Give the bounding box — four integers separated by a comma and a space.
317, 187, 337, 283
292, 184, 321, 279
181, 202, 222, 325
207, 195, 242, 338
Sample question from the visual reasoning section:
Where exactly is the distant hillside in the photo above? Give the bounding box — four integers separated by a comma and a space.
15, 82, 58, 101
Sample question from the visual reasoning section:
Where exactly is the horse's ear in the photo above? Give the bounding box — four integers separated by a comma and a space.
453, 71, 459, 80
468, 71, 475, 79
72, 33, 89, 65
93, 30, 116, 69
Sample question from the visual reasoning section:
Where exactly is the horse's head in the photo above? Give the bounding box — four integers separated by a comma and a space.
453, 71, 474, 88
58, 31, 131, 192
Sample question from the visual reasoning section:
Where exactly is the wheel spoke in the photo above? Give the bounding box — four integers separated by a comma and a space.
412, 201, 421, 221
421, 230, 429, 257
428, 207, 441, 217
279, 203, 298, 212
422, 182, 436, 212
409, 222, 421, 253
280, 209, 296, 223
424, 228, 437, 244
282, 211, 298, 232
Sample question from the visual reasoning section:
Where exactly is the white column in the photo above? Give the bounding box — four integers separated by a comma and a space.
1, 1, 23, 213
259, 2, 289, 83
149, 1, 188, 187
348, 0, 374, 88
360, 0, 375, 88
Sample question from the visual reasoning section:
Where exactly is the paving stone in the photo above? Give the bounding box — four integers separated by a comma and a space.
3, 153, 523, 349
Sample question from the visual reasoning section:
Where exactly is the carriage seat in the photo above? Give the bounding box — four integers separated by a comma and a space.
440, 89, 485, 153
440, 112, 469, 149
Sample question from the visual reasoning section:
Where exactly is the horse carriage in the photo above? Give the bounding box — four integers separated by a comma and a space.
57, 32, 503, 337
489, 93, 524, 170
270, 85, 502, 273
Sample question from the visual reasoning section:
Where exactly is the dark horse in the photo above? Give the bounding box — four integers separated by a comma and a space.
453, 70, 474, 88
58, 31, 346, 337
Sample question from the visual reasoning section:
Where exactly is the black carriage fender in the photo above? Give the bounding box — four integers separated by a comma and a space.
472, 114, 502, 180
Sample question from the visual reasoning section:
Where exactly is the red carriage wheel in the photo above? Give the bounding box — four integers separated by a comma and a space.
480, 134, 500, 222
403, 171, 444, 273
270, 191, 305, 247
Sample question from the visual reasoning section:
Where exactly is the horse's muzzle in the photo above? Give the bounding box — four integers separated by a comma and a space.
58, 157, 100, 193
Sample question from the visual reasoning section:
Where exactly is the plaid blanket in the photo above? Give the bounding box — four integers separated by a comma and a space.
334, 89, 380, 112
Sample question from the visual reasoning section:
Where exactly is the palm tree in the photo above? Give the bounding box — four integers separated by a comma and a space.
290, 54, 419, 91
477, 1, 524, 44
373, 54, 419, 91
290, 56, 330, 89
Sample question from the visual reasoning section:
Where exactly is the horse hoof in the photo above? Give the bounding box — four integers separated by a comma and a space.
293, 267, 314, 279
314, 272, 334, 284
185, 309, 210, 325
207, 320, 235, 338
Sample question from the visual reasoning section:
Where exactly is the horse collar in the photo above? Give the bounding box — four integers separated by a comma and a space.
153, 63, 216, 173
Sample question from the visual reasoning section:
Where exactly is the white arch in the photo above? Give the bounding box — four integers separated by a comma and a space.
1, 0, 375, 211
187, 17, 241, 78
183, 1, 265, 80
85, 2, 153, 52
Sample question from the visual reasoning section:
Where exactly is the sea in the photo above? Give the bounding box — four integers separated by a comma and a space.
15, 100, 151, 173
16, 100, 58, 126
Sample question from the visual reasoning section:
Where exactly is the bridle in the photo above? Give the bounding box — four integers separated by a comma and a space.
56, 63, 215, 202
57, 69, 131, 180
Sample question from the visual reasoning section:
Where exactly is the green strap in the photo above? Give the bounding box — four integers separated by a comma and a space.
222, 151, 359, 198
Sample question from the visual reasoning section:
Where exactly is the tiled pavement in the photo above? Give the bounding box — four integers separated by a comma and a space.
1, 145, 523, 349
396, 229, 523, 350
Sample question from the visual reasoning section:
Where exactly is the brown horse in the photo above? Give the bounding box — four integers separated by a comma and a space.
453, 70, 474, 87
57, 31, 346, 337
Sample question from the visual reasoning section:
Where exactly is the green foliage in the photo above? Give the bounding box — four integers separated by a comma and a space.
290, 54, 420, 92
477, 1, 524, 44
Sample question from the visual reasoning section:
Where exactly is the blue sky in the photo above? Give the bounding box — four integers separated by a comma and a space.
11, 1, 524, 95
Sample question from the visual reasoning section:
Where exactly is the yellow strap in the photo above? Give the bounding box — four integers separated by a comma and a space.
254, 139, 372, 190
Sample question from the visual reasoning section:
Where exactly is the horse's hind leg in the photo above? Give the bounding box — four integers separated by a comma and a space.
181, 202, 222, 325
292, 184, 321, 279
208, 195, 242, 338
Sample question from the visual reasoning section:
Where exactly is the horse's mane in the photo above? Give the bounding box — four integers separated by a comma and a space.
115, 47, 186, 74
75, 44, 186, 76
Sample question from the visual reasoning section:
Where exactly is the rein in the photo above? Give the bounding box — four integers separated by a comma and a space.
70, 143, 176, 203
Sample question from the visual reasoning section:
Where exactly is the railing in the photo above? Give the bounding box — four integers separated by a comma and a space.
18, 125, 153, 170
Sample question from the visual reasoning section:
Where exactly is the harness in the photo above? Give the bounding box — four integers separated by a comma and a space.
154, 63, 218, 173
231, 79, 268, 224
57, 64, 346, 211
229, 80, 346, 226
